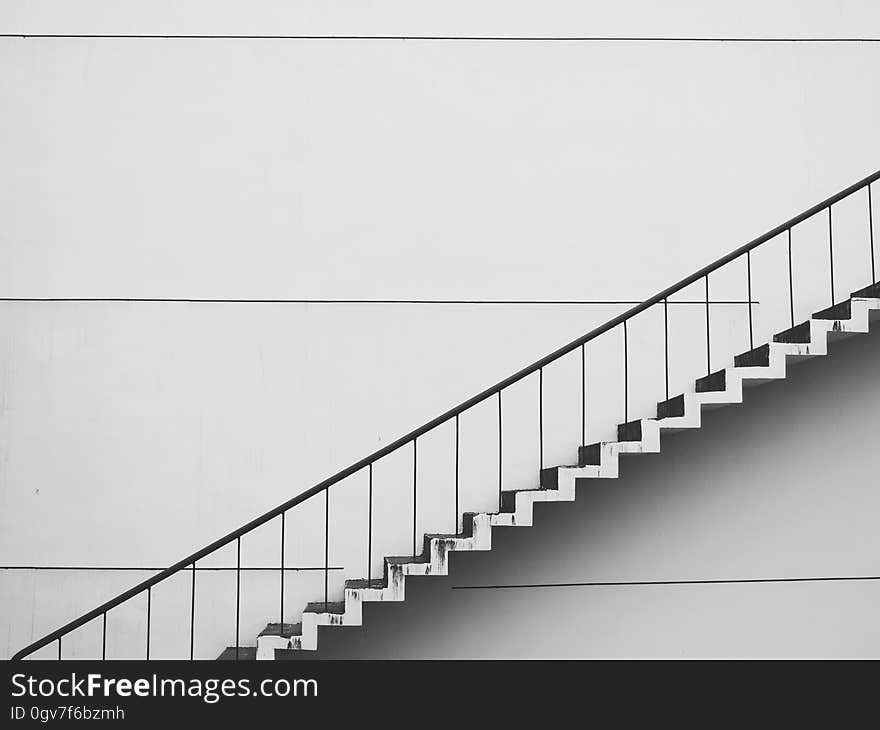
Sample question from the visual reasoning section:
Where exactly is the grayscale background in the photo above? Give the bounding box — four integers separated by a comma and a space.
1, 1, 879, 658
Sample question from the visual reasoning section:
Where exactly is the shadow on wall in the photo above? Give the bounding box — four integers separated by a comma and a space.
291, 329, 880, 659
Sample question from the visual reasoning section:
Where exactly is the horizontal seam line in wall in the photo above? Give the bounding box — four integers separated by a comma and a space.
0, 298, 760, 305
451, 575, 880, 589
2, 35, 880, 42
0, 565, 346, 571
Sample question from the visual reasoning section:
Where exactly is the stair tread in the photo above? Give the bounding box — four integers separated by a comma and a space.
734, 343, 770, 368
617, 419, 644, 442
304, 601, 346, 615
259, 622, 302, 638
695, 369, 727, 393
851, 282, 880, 299
386, 554, 429, 565
774, 321, 811, 343
217, 646, 257, 661
578, 442, 602, 467
657, 393, 686, 419
813, 300, 852, 320
345, 578, 387, 590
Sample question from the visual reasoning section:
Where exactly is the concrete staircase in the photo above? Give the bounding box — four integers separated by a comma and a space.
218, 283, 880, 660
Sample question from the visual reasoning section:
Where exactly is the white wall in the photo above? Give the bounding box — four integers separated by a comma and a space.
1, 2, 879, 658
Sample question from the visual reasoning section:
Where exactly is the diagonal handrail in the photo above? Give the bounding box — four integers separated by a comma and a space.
11, 168, 880, 660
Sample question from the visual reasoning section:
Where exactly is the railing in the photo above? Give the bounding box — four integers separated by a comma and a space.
12, 169, 879, 660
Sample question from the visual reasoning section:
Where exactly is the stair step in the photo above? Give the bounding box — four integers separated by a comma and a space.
851, 282, 880, 299
500, 490, 518, 512
386, 555, 428, 567
695, 369, 726, 393
217, 646, 257, 661
345, 578, 387, 590
578, 443, 601, 467
813, 300, 852, 320
540, 467, 559, 490
461, 512, 480, 538
617, 419, 644, 442
423, 532, 460, 542
304, 601, 346, 615
734, 343, 770, 368
259, 622, 301, 638
657, 394, 686, 419
421, 532, 462, 555
774, 321, 811, 344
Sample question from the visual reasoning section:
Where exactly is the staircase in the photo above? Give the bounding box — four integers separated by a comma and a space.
11, 170, 879, 662
233, 283, 880, 660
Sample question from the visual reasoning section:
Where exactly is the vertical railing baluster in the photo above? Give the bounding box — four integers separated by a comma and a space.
235, 537, 241, 661
102, 612, 107, 660
280, 512, 285, 625
704, 274, 711, 374
663, 298, 669, 401
454, 415, 459, 533
746, 251, 754, 350
190, 562, 196, 660
580, 344, 586, 446
57, 638, 61, 660
869, 183, 876, 283
367, 463, 373, 583
828, 206, 835, 305
412, 439, 418, 557
497, 391, 502, 509
146, 588, 151, 660
324, 488, 329, 612
538, 367, 544, 470
787, 228, 795, 327
622, 321, 628, 423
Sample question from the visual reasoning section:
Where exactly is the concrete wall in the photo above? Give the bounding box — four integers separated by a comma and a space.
1, 2, 879, 658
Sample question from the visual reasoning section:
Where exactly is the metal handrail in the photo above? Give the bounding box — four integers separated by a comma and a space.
12, 168, 879, 660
